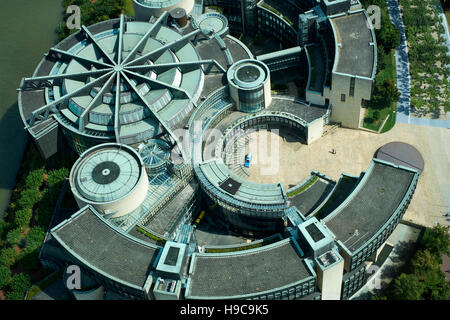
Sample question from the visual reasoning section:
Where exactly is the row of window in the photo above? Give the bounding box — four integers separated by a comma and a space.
249, 279, 316, 300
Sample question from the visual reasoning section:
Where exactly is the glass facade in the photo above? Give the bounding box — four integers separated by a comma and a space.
238, 87, 265, 113
257, 6, 297, 46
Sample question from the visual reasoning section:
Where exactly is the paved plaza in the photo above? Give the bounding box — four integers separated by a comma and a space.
239, 123, 449, 228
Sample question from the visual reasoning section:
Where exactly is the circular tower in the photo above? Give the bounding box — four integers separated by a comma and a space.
70, 143, 149, 218
227, 59, 272, 113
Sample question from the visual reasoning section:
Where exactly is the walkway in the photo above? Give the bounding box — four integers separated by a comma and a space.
386, 0, 450, 128
351, 223, 422, 300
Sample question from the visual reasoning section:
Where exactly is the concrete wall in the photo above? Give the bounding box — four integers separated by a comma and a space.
316, 260, 344, 300
72, 285, 105, 300
74, 168, 149, 218
263, 73, 272, 108
324, 73, 373, 129
306, 90, 326, 106
307, 117, 324, 144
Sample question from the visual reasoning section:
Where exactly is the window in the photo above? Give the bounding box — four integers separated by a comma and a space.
341, 94, 346, 102
349, 77, 355, 96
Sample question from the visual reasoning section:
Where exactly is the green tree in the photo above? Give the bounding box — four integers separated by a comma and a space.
7, 273, 31, 300
13, 209, 32, 228
373, 110, 380, 121
25, 226, 45, 247
391, 273, 424, 300
376, 17, 401, 52
420, 224, 450, 257
0, 247, 19, 267
17, 188, 41, 210
410, 249, 440, 276
6, 227, 26, 247
0, 265, 11, 289
0, 219, 10, 240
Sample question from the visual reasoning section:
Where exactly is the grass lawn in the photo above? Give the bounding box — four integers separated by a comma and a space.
363, 50, 398, 132
446, 12, 450, 28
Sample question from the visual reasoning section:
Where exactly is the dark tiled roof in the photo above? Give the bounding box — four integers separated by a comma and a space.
325, 162, 415, 252
188, 239, 312, 297
52, 207, 158, 287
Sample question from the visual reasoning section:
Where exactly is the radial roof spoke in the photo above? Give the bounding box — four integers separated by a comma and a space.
24, 69, 113, 86
124, 29, 201, 67
117, 15, 125, 64
79, 72, 117, 132
81, 25, 117, 66
49, 48, 113, 69
29, 70, 114, 126
126, 59, 226, 74
121, 11, 169, 65
114, 72, 122, 142
120, 70, 186, 159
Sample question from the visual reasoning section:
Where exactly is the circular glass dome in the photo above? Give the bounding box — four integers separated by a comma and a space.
236, 65, 262, 83
139, 139, 171, 174
230, 62, 266, 89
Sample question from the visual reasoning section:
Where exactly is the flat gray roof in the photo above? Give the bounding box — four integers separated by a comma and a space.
330, 11, 375, 78
187, 239, 313, 298
324, 162, 416, 253
52, 207, 158, 288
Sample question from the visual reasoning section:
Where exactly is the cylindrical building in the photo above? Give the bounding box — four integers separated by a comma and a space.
133, 0, 195, 21
227, 59, 271, 113
170, 7, 188, 27
69, 143, 149, 219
